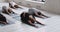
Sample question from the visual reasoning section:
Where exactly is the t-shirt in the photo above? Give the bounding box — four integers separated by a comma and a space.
28, 8, 40, 14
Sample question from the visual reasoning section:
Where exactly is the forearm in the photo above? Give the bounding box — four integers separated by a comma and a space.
29, 17, 36, 21
28, 20, 38, 28
35, 13, 43, 18
28, 20, 35, 26
35, 12, 44, 18
6, 10, 10, 14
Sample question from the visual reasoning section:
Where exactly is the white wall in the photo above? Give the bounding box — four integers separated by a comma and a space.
17, 0, 60, 14
0, 0, 6, 2
7, 0, 60, 14
43, 0, 60, 14
7, 0, 44, 10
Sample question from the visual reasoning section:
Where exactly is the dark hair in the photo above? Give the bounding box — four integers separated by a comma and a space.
9, 3, 14, 8
20, 12, 30, 23
2, 6, 9, 15
2, 6, 7, 11
0, 14, 7, 24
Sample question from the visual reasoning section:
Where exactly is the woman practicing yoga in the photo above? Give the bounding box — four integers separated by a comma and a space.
0, 14, 8, 25
20, 12, 44, 28
2, 6, 14, 15
9, 1, 22, 9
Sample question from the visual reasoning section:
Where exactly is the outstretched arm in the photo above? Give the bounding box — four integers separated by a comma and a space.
6, 9, 10, 15
34, 12, 44, 19
41, 13, 49, 18
29, 15, 36, 21
29, 15, 38, 28
28, 20, 38, 28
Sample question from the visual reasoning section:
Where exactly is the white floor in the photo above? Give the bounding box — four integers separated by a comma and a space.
0, 10, 60, 32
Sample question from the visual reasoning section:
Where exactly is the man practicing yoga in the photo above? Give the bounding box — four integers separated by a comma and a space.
20, 12, 45, 28
0, 14, 8, 25
9, 1, 22, 9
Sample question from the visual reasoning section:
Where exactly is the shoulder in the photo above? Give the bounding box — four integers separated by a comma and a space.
29, 8, 35, 11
